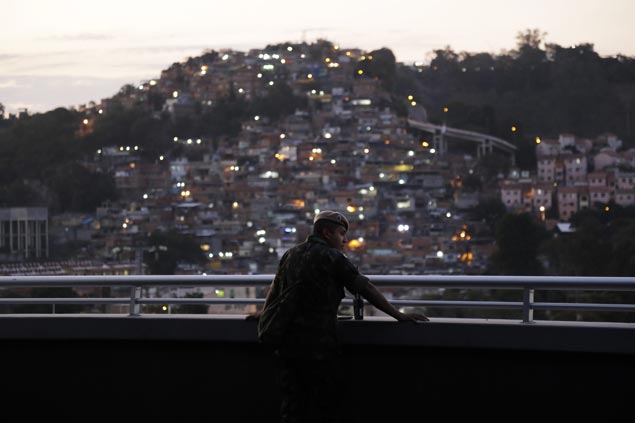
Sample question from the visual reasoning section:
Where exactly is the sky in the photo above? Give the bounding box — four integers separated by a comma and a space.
2, 0, 634, 115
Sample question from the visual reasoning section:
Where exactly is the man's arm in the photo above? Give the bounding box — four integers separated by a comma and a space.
358, 282, 429, 322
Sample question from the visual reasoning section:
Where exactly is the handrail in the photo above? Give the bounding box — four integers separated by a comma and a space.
0, 274, 634, 323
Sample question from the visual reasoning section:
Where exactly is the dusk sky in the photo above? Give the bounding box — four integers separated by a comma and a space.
2, 0, 634, 115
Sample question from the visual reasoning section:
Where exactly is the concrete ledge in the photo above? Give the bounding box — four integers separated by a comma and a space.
0, 315, 633, 420
0, 314, 633, 354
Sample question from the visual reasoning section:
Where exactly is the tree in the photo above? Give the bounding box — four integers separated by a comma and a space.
470, 197, 506, 235
487, 213, 547, 275
46, 163, 118, 213
357, 47, 398, 91
173, 292, 209, 314
144, 230, 206, 275
251, 82, 305, 122
200, 96, 250, 139
542, 209, 611, 276
515, 28, 547, 50
0, 287, 82, 313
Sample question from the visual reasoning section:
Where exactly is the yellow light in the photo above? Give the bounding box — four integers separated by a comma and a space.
411, 101, 417, 106
392, 164, 414, 172
200, 244, 210, 251
511, 126, 517, 132
443, 107, 449, 113
348, 239, 362, 250
535, 137, 541, 144
346, 205, 356, 213
307, 73, 313, 79
422, 141, 429, 148
325, 58, 331, 63
162, 305, 168, 311
408, 95, 413, 100
83, 118, 89, 125
357, 69, 364, 75
605, 206, 610, 212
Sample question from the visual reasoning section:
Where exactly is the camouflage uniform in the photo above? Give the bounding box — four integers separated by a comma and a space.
263, 234, 369, 423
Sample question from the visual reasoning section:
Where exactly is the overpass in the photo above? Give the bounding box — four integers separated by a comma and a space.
407, 118, 518, 165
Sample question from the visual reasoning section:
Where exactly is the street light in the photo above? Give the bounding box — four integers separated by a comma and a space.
539, 206, 546, 222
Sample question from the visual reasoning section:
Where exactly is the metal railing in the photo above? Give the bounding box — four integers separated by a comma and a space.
0, 274, 634, 323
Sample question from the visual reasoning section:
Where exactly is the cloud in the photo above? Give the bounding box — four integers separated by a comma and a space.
71, 80, 96, 87
0, 79, 24, 90
5, 102, 46, 113
37, 33, 115, 41
0, 54, 21, 61
0, 75, 133, 114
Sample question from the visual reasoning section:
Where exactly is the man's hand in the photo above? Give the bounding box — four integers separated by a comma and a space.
245, 312, 261, 321
398, 312, 429, 322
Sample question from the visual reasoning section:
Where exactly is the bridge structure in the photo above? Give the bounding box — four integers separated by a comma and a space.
407, 118, 518, 165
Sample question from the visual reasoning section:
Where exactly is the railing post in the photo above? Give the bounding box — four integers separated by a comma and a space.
353, 293, 364, 320
522, 288, 534, 323
129, 286, 141, 316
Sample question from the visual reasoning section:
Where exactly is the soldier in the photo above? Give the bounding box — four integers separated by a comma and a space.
247, 210, 429, 422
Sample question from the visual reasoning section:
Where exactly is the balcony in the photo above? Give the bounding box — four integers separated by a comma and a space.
1, 274, 634, 421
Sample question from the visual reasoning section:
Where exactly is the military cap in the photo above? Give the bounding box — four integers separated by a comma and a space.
313, 210, 349, 231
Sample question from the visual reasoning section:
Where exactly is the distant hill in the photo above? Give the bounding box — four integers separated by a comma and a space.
1, 31, 634, 211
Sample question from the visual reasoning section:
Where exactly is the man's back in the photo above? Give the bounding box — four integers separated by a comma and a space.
272, 235, 349, 358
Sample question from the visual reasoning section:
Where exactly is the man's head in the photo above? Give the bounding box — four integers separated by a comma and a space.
313, 210, 349, 250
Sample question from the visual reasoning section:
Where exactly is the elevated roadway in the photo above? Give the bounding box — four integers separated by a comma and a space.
407, 118, 518, 164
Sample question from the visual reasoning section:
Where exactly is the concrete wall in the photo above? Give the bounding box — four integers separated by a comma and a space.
0, 315, 633, 421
